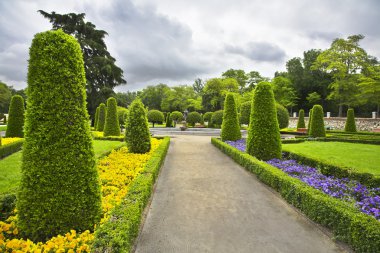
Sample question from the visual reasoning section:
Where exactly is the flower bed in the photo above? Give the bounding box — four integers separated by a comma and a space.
0, 138, 24, 159
91, 131, 124, 141
0, 138, 166, 252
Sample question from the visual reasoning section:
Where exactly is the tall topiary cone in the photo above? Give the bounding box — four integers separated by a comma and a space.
5, 95, 25, 137
166, 112, 172, 127
96, 103, 106, 131
94, 106, 100, 129
297, 109, 305, 129
18, 30, 102, 241
309, 105, 326, 137
246, 82, 281, 160
103, 97, 120, 136
221, 93, 241, 141
125, 99, 151, 153
344, 108, 357, 132
307, 109, 313, 133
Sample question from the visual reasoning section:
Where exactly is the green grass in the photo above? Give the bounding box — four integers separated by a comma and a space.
282, 142, 380, 175
0, 125, 7, 131
0, 140, 125, 194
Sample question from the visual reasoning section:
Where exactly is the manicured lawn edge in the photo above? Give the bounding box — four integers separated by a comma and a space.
92, 137, 170, 252
282, 137, 380, 145
93, 136, 125, 141
211, 137, 380, 253
0, 139, 24, 159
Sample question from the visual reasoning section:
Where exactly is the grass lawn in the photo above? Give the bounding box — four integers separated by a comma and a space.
0, 140, 125, 194
282, 142, 380, 176
0, 125, 7, 131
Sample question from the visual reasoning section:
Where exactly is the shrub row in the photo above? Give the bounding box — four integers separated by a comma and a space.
211, 137, 380, 253
93, 136, 125, 141
92, 137, 170, 252
0, 139, 24, 159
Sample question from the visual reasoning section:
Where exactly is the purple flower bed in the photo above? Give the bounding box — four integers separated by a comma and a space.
225, 139, 380, 220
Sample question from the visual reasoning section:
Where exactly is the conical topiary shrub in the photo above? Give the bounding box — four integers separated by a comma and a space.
307, 109, 313, 133
246, 82, 281, 160
17, 30, 102, 241
96, 103, 106, 131
240, 101, 251, 125
5, 95, 25, 137
276, 103, 289, 129
104, 97, 121, 136
309, 105, 325, 137
297, 109, 306, 129
221, 93, 241, 141
125, 99, 151, 153
344, 108, 357, 132
94, 106, 100, 129
165, 112, 172, 127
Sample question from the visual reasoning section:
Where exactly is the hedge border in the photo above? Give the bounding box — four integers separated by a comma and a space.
93, 136, 125, 141
92, 137, 170, 252
0, 139, 24, 159
211, 137, 380, 253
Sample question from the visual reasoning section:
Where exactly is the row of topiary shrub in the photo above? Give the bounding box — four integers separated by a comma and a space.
211, 137, 380, 253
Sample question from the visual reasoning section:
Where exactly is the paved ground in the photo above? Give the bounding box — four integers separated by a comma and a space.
134, 135, 347, 253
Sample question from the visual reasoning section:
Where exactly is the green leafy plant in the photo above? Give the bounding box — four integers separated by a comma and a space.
96, 103, 106, 131
203, 112, 213, 127
240, 101, 251, 125
170, 111, 183, 127
309, 105, 326, 137
297, 109, 306, 129
345, 108, 357, 132
147, 110, 164, 128
5, 95, 25, 137
117, 106, 128, 128
276, 103, 289, 129
186, 111, 202, 126
307, 109, 313, 133
221, 93, 241, 141
165, 112, 172, 127
211, 110, 223, 127
104, 97, 121, 137
94, 106, 100, 129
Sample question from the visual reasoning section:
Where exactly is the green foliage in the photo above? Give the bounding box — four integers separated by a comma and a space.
165, 112, 172, 127
307, 109, 313, 132
0, 81, 12, 113
96, 103, 106, 131
240, 101, 251, 125
117, 106, 128, 128
140, 84, 170, 111
306, 92, 321, 106
309, 105, 326, 137
94, 106, 100, 129
161, 85, 198, 112
297, 109, 306, 128
104, 97, 121, 137
147, 109, 164, 127
5, 95, 25, 137
200, 113, 204, 125
0, 139, 24, 159
170, 111, 183, 126
18, 30, 102, 241
212, 137, 380, 253
211, 110, 223, 127
202, 112, 213, 127
125, 99, 151, 153
221, 93, 241, 141
345, 108, 357, 132
276, 103, 289, 129
247, 82, 281, 160
222, 69, 248, 92
186, 111, 202, 126
271, 76, 298, 109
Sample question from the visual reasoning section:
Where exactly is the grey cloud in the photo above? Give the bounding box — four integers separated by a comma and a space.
306, 31, 342, 42
225, 42, 286, 63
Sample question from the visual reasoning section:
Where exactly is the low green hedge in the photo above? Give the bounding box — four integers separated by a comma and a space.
211, 137, 380, 253
327, 130, 380, 136
93, 136, 125, 141
92, 137, 170, 252
0, 139, 24, 159
0, 192, 17, 221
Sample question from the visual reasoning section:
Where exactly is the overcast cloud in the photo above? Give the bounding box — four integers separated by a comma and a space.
0, 0, 379, 91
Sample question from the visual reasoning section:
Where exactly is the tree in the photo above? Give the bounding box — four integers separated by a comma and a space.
38, 11, 126, 118
358, 64, 380, 115
117, 106, 128, 128
211, 110, 224, 127
345, 108, 357, 132
94, 106, 100, 129
246, 82, 281, 160
161, 85, 197, 112
297, 109, 306, 129
306, 92, 321, 106
115, 91, 138, 108
165, 112, 173, 127
202, 78, 239, 111
246, 71, 269, 91
203, 112, 213, 127
104, 97, 120, 136
193, 78, 204, 94
147, 110, 164, 127
0, 81, 11, 113
18, 30, 101, 241
313, 35, 369, 116
276, 103, 289, 129
186, 111, 202, 126
240, 101, 251, 125
96, 103, 106, 131
271, 76, 298, 112
222, 69, 248, 92
186, 97, 203, 112
309, 105, 326, 137
221, 93, 241, 141
5, 95, 25, 137
125, 99, 151, 153
140, 84, 170, 111
170, 111, 183, 127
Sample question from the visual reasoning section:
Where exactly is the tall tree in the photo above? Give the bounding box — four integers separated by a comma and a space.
222, 69, 248, 93
358, 64, 380, 115
139, 84, 170, 111
38, 10, 126, 118
271, 76, 298, 113
193, 78, 204, 94
115, 91, 138, 108
246, 71, 269, 91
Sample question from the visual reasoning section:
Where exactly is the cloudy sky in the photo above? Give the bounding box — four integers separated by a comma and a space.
0, 0, 379, 92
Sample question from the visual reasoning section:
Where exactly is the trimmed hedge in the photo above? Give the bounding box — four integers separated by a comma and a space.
94, 106, 100, 129
240, 101, 251, 125
5, 95, 25, 137
18, 29, 102, 241
97, 103, 106, 131
211, 110, 223, 127
170, 111, 183, 126
104, 97, 121, 137
309, 105, 325, 137
297, 109, 305, 129
345, 108, 357, 132
165, 112, 172, 127
221, 93, 241, 141
0, 139, 24, 159
186, 111, 202, 126
0, 193, 16, 221
211, 137, 380, 253
147, 110, 164, 128
203, 112, 213, 127
276, 103, 289, 129
92, 137, 170, 252
307, 109, 313, 133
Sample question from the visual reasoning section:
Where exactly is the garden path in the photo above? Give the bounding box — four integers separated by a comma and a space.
134, 135, 348, 253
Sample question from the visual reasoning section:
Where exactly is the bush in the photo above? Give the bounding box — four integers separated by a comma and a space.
147, 110, 164, 128
104, 97, 121, 137
200, 114, 204, 125
94, 106, 100, 129
165, 112, 172, 127
97, 103, 106, 131
221, 93, 241, 141
246, 81, 281, 160
203, 112, 213, 127
0, 139, 24, 159
309, 105, 325, 137
18, 29, 102, 241
186, 111, 202, 126
5, 95, 25, 137
276, 103, 289, 129
297, 109, 306, 129
170, 111, 183, 126
125, 99, 151, 153
117, 106, 128, 128
345, 108, 357, 132
240, 101, 251, 125
307, 109, 313, 132
211, 110, 223, 127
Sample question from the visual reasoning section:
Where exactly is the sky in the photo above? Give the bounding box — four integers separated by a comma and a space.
0, 0, 379, 92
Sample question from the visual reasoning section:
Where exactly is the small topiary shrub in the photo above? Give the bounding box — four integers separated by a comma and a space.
165, 112, 172, 127
203, 112, 213, 127
125, 99, 151, 153
211, 110, 223, 128
104, 97, 121, 137
240, 101, 251, 125
117, 106, 128, 128
186, 111, 202, 126
5, 95, 25, 137
307, 109, 313, 133
309, 105, 325, 137
147, 110, 164, 128
221, 93, 241, 141
297, 109, 306, 129
246, 81, 281, 160
170, 111, 183, 127
18, 29, 102, 241
96, 103, 106, 131
94, 106, 100, 129
345, 108, 357, 132
276, 103, 289, 129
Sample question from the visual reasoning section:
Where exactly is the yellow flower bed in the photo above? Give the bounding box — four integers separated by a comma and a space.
91, 131, 103, 138
1, 137, 23, 146
0, 138, 161, 252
